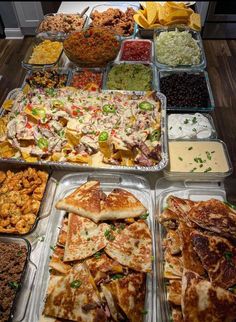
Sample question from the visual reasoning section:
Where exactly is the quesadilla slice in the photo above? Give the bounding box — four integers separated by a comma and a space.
187, 199, 236, 239
167, 195, 197, 225
182, 269, 236, 322
159, 208, 180, 230
178, 223, 205, 276
101, 273, 146, 322
166, 280, 182, 306
164, 249, 183, 279
191, 231, 236, 289
49, 246, 71, 274
44, 263, 107, 322
105, 220, 152, 272
64, 213, 110, 262
86, 253, 124, 285
56, 181, 106, 223
99, 188, 147, 221
163, 230, 181, 255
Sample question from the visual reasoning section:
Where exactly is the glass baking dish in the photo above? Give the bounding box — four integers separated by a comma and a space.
157, 69, 215, 112
27, 172, 158, 322
102, 61, 158, 91
154, 178, 228, 322
36, 12, 88, 40
117, 39, 154, 63
154, 26, 206, 70
167, 112, 217, 140
0, 235, 37, 322
0, 89, 168, 173
89, 3, 139, 40
21, 67, 72, 90
0, 166, 57, 238
67, 66, 105, 90
164, 139, 233, 182
22, 35, 64, 70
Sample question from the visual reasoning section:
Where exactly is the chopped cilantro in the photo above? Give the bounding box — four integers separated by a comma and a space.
224, 251, 233, 262
188, 147, 193, 150
70, 280, 82, 288
184, 119, 189, 124
104, 229, 115, 241
211, 151, 215, 153
139, 213, 149, 220
50, 245, 56, 251
179, 126, 182, 130
110, 224, 116, 231
141, 309, 148, 315
190, 167, 197, 172
206, 151, 212, 160
17, 250, 23, 256
85, 230, 88, 235
87, 238, 91, 241
169, 126, 173, 130
111, 274, 124, 280
94, 251, 103, 259
192, 116, 197, 124
204, 167, 212, 173
199, 164, 203, 168
178, 157, 183, 161
8, 281, 19, 290
192, 128, 197, 132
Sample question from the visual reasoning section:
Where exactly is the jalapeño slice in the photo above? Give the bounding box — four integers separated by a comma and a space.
98, 131, 109, 142
102, 104, 116, 114
138, 101, 154, 111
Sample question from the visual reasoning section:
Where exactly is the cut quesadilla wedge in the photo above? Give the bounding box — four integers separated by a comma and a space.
56, 181, 106, 223
44, 263, 107, 322
164, 249, 183, 279
191, 231, 236, 289
105, 220, 152, 272
182, 269, 236, 322
187, 199, 236, 239
99, 188, 147, 221
167, 280, 182, 306
64, 213, 110, 262
101, 273, 146, 322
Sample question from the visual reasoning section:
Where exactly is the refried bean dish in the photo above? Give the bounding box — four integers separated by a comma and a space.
90, 7, 136, 37
63, 27, 120, 67
0, 240, 28, 322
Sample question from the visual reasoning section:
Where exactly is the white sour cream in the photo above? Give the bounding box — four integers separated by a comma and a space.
168, 113, 213, 139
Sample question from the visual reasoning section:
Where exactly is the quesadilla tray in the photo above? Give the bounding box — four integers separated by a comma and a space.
0, 87, 168, 172
27, 172, 157, 322
155, 178, 236, 322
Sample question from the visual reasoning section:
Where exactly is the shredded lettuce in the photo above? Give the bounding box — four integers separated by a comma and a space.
156, 30, 201, 66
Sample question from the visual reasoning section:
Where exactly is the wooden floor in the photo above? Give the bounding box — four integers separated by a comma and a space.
0, 37, 236, 202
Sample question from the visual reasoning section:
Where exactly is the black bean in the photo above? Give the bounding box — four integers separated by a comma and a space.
160, 73, 210, 108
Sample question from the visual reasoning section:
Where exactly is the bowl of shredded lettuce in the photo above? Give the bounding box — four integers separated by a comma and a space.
154, 27, 206, 69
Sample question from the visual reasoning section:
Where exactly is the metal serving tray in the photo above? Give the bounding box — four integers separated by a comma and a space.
0, 163, 57, 239
21, 67, 72, 90
117, 39, 154, 63
27, 172, 158, 322
102, 61, 158, 91
0, 236, 37, 322
36, 12, 88, 40
0, 89, 168, 173
89, 3, 139, 41
167, 113, 217, 140
154, 178, 227, 322
154, 26, 207, 70
157, 69, 215, 112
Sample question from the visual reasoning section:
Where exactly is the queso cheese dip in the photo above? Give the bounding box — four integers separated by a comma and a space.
169, 141, 229, 173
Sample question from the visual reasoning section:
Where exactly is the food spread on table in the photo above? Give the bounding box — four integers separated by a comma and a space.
168, 113, 213, 139
160, 72, 210, 108
0, 2, 235, 322
134, 2, 201, 30
168, 141, 230, 173
38, 14, 86, 33
159, 196, 236, 321
90, 7, 136, 37
0, 240, 28, 322
155, 29, 201, 66
120, 40, 152, 61
63, 27, 120, 67
41, 180, 152, 321
106, 63, 152, 91
0, 168, 48, 234
0, 88, 162, 167
28, 40, 63, 65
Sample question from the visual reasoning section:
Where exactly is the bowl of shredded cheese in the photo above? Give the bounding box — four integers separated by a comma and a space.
22, 39, 63, 69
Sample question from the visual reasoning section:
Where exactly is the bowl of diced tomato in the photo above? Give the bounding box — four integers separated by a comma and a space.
63, 27, 121, 67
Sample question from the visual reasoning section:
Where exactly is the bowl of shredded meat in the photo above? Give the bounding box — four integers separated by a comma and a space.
63, 27, 121, 68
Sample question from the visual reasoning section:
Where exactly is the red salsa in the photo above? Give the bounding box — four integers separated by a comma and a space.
71, 69, 102, 91
120, 40, 152, 61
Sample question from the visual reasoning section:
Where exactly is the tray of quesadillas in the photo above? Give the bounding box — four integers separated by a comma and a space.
155, 178, 236, 322
27, 172, 158, 322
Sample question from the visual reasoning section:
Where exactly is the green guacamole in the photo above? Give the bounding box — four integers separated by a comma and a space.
106, 64, 152, 91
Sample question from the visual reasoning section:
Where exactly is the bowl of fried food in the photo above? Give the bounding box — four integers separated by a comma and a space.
63, 27, 121, 67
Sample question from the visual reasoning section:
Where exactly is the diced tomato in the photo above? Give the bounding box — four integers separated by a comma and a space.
26, 122, 32, 129
72, 110, 78, 116
121, 41, 151, 61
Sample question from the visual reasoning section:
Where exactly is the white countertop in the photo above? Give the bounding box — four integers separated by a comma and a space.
58, 1, 139, 14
